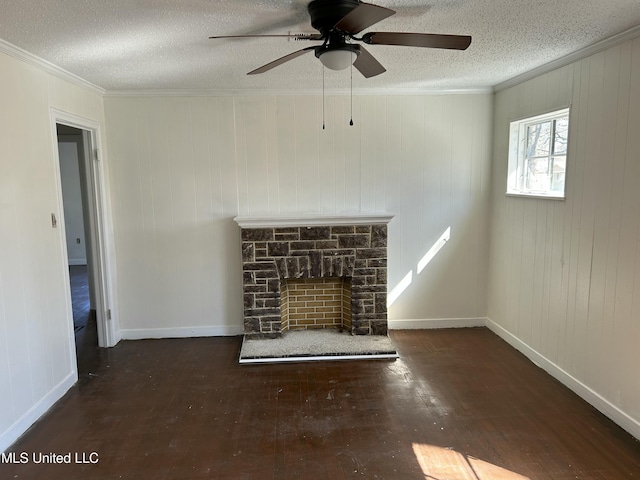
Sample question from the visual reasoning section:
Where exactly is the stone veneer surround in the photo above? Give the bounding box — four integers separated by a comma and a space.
235, 216, 392, 338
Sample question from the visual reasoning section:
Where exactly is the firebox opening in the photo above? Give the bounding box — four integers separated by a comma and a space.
281, 277, 352, 333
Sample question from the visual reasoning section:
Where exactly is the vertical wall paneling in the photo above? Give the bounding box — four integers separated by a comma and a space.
398, 95, 424, 320
295, 96, 322, 212
0, 50, 108, 451
359, 97, 376, 213
606, 41, 633, 402
318, 96, 335, 213
619, 37, 640, 415
104, 93, 493, 334
264, 97, 280, 213
0, 274, 13, 431
382, 98, 403, 312
171, 98, 201, 324
586, 47, 620, 391
422, 96, 443, 243
234, 97, 249, 215
191, 98, 217, 322
275, 96, 298, 212
343, 96, 361, 211
488, 36, 640, 432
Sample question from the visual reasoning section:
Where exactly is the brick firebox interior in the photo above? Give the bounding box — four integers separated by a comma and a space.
281, 277, 352, 332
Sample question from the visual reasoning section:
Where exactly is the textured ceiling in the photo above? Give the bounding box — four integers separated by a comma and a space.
1, 0, 640, 93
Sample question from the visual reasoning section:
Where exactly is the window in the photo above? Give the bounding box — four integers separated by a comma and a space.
507, 107, 570, 199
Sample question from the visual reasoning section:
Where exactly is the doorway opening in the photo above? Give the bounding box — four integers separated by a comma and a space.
53, 111, 116, 379
57, 124, 98, 372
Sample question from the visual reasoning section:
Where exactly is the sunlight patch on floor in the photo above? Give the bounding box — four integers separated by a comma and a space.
412, 443, 530, 480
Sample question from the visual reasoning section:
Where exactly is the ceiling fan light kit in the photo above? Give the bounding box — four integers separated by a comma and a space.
316, 43, 359, 70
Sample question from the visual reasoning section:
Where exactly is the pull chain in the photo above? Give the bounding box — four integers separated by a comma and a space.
322, 65, 326, 130
349, 63, 354, 126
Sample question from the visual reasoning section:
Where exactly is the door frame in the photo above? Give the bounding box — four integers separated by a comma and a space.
51, 108, 118, 348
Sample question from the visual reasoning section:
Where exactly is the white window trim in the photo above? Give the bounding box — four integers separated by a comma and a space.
506, 107, 570, 200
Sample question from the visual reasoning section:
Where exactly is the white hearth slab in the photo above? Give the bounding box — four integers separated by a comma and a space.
239, 329, 398, 364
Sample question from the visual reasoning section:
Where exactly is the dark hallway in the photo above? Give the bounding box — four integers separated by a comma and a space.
70, 265, 90, 333
70, 265, 100, 377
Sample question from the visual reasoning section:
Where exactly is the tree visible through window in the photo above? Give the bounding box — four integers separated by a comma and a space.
507, 108, 570, 198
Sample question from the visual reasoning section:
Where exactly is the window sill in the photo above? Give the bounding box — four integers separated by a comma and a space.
506, 192, 565, 201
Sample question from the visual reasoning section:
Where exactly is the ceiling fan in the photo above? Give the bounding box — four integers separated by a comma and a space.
209, 0, 472, 78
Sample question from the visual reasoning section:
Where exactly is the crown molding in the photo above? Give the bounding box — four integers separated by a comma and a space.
0, 38, 105, 95
494, 24, 640, 92
103, 86, 493, 97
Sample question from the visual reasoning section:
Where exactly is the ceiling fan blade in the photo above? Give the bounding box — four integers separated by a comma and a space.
363, 32, 472, 50
247, 46, 316, 75
233, 7, 309, 37
334, 2, 395, 34
353, 45, 386, 78
210, 33, 322, 41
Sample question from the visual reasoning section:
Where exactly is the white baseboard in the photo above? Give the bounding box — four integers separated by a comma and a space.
119, 325, 243, 340
485, 317, 640, 441
120, 319, 485, 339
388, 317, 486, 330
112, 328, 123, 345
0, 372, 77, 453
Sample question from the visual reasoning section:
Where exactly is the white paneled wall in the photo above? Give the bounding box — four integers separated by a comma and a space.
104, 93, 493, 334
488, 37, 640, 432
0, 51, 107, 451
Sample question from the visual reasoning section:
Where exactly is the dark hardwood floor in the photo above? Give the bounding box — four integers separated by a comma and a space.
2, 328, 639, 479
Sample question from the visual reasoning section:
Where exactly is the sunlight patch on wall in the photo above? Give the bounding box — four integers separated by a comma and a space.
387, 227, 451, 308
417, 226, 450, 274
387, 270, 413, 308
412, 443, 529, 479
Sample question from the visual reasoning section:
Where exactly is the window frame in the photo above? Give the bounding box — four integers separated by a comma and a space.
506, 107, 570, 200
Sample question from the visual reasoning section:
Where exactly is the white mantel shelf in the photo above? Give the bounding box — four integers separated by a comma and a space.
233, 214, 395, 229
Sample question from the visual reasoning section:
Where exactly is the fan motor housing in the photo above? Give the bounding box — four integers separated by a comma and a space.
314, 42, 360, 59
307, 0, 360, 34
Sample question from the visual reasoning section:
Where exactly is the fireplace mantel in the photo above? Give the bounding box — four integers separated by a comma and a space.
234, 214, 394, 229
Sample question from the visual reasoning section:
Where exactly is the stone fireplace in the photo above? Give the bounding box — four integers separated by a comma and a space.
234, 215, 393, 338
